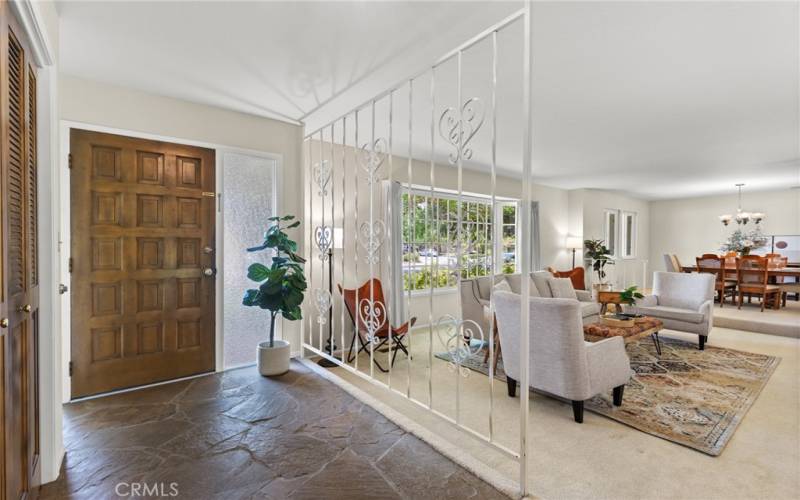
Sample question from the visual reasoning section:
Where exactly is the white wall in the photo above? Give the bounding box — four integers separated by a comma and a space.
649, 188, 800, 271
58, 75, 306, 353
568, 189, 651, 288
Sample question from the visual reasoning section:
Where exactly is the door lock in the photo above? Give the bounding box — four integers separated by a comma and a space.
59, 284, 69, 294
0, 318, 7, 328
203, 268, 216, 277
203, 246, 214, 254
17, 304, 31, 313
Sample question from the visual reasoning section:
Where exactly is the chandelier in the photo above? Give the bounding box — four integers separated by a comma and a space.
718, 183, 765, 226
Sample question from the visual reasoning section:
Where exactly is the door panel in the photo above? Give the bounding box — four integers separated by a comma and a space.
70, 130, 216, 398
1, 3, 41, 496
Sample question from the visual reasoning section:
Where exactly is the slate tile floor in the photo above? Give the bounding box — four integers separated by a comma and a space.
40, 361, 506, 499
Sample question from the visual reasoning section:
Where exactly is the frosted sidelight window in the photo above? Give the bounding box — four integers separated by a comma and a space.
222, 152, 277, 369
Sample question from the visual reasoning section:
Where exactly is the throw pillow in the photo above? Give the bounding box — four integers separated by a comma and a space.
547, 277, 578, 300
493, 279, 512, 293
531, 270, 554, 297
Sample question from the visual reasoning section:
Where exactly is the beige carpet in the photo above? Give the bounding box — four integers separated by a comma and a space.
437, 336, 779, 455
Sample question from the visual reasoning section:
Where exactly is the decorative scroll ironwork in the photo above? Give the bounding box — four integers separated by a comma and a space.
358, 297, 386, 345
312, 160, 332, 197
314, 225, 332, 261
439, 97, 485, 164
358, 220, 385, 265
314, 288, 332, 325
435, 315, 484, 377
358, 138, 388, 184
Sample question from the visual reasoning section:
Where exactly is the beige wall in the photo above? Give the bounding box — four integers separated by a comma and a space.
649, 188, 800, 271
569, 189, 651, 288
59, 74, 306, 350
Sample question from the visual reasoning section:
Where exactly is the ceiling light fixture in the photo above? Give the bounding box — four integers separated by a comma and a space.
718, 183, 764, 226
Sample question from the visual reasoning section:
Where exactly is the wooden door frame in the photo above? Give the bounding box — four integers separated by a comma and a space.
58, 120, 283, 400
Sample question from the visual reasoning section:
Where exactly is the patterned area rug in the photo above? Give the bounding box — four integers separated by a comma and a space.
435, 337, 779, 456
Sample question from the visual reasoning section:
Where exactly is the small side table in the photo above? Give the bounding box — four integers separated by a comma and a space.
597, 290, 624, 315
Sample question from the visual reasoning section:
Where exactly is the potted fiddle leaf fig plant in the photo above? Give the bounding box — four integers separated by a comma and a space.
243, 215, 306, 376
584, 238, 614, 295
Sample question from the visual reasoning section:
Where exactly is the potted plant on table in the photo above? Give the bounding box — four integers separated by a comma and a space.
243, 215, 307, 377
619, 285, 645, 319
584, 238, 614, 296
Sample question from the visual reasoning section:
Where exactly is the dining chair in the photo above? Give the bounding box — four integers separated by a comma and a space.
663, 254, 683, 272
696, 254, 736, 306
338, 279, 416, 372
723, 252, 738, 281
736, 256, 781, 311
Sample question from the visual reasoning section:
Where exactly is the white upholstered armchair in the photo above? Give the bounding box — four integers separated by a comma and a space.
493, 292, 632, 423
628, 271, 715, 350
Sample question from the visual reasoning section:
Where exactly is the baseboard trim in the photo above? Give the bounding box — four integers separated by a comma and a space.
299, 358, 522, 499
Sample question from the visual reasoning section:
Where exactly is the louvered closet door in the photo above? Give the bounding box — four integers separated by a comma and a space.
1, 3, 41, 498
70, 130, 216, 398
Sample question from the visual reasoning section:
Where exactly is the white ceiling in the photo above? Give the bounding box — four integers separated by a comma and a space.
59, 1, 799, 200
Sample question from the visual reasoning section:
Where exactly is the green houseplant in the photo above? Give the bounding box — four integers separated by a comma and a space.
584, 238, 614, 288
243, 215, 306, 376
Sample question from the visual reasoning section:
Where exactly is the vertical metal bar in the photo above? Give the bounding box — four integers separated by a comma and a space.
406, 79, 414, 399
387, 91, 394, 388
455, 50, 463, 426
489, 29, 498, 443
369, 99, 376, 381
329, 122, 335, 355
303, 138, 311, 351
341, 116, 347, 363
308, 137, 315, 348
428, 68, 436, 410
354, 111, 360, 372
520, 2, 533, 496
319, 130, 326, 351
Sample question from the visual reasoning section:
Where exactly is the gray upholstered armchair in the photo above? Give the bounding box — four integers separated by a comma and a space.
628, 271, 715, 350
493, 292, 632, 423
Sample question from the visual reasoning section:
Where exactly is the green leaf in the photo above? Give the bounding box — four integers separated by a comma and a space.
242, 289, 260, 306
267, 216, 281, 221
280, 215, 296, 221
286, 221, 300, 228
246, 242, 269, 252
247, 263, 269, 281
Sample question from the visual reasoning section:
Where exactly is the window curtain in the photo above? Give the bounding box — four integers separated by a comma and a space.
531, 201, 541, 271
381, 180, 406, 322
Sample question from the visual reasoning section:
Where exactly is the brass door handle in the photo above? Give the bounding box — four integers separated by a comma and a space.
17, 304, 31, 313
0, 318, 7, 328
203, 268, 216, 277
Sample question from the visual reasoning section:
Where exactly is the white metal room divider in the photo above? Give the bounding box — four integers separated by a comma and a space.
301, 5, 534, 496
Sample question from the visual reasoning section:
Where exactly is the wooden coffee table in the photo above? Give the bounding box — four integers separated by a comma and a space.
583, 317, 664, 355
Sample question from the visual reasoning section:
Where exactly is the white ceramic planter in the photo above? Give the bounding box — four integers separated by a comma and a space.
257, 339, 290, 377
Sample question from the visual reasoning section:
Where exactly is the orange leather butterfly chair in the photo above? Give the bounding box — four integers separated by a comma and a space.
338, 279, 417, 373
547, 266, 586, 290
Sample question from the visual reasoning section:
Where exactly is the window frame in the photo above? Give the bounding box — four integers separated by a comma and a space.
620, 210, 637, 259
604, 209, 619, 258
401, 186, 518, 293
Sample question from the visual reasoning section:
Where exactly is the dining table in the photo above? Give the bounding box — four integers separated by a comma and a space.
681, 265, 800, 279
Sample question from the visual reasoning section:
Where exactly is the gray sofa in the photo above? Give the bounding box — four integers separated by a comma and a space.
459, 271, 601, 339
493, 292, 632, 423
627, 271, 715, 350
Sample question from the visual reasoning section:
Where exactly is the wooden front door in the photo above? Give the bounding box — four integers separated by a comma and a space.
1, 3, 41, 498
70, 130, 216, 398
